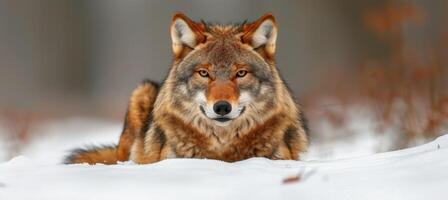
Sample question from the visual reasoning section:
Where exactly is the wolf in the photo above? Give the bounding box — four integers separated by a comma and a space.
65, 12, 308, 164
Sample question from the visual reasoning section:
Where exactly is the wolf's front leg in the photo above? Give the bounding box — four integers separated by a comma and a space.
131, 127, 173, 164
270, 142, 296, 160
274, 126, 308, 160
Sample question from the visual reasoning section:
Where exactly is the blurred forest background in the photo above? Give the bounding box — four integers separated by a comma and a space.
0, 0, 447, 160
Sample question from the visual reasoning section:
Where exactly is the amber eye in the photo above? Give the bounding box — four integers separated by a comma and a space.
236, 70, 248, 78
198, 70, 209, 77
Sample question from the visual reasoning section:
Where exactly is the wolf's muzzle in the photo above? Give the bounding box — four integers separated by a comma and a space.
199, 102, 246, 125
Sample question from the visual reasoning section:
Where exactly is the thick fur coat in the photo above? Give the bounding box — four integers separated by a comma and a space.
65, 13, 308, 165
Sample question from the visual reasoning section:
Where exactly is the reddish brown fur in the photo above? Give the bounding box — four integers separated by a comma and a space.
207, 80, 239, 102
65, 81, 158, 165
147, 105, 304, 163
68, 147, 118, 165
117, 81, 158, 161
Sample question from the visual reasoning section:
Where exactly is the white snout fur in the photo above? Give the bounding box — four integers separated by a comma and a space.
194, 91, 252, 126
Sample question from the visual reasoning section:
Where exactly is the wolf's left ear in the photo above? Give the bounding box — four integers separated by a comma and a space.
171, 12, 206, 59
242, 13, 278, 59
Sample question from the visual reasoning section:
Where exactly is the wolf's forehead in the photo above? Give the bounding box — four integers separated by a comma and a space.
204, 42, 240, 67
192, 24, 246, 67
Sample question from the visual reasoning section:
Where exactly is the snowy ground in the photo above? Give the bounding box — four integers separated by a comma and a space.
0, 118, 447, 200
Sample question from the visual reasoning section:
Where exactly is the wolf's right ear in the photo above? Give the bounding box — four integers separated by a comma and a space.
170, 13, 206, 59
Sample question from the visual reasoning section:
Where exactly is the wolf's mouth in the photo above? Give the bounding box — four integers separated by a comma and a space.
214, 117, 231, 122
199, 106, 246, 123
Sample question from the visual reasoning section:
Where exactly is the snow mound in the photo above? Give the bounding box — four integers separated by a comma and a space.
0, 135, 447, 200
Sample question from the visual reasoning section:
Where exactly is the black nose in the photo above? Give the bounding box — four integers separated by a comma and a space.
213, 101, 232, 116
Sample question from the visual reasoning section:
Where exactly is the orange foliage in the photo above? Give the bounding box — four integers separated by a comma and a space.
363, 1, 423, 38
306, 1, 447, 150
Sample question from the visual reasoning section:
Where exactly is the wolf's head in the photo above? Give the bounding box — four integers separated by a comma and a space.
156, 12, 296, 130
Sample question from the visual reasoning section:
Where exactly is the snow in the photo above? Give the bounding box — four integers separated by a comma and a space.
0, 119, 448, 200
20, 118, 122, 164
304, 104, 401, 160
